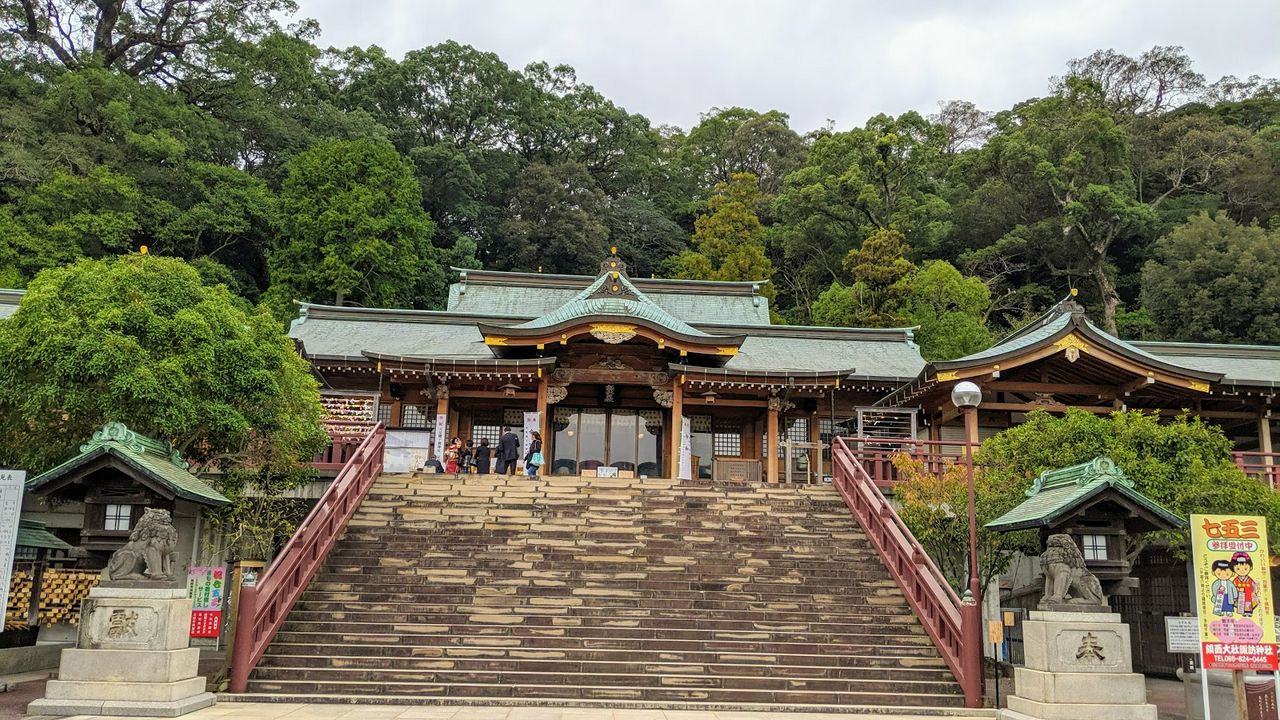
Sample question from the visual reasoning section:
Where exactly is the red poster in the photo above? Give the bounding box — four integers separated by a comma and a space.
190, 610, 221, 638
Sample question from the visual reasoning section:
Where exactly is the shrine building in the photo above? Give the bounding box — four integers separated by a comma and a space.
289, 248, 1279, 483
291, 248, 924, 483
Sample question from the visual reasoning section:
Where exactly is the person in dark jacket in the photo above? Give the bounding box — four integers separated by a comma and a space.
474, 438, 492, 474
422, 454, 445, 474
496, 426, 520, 475
524, 431, 543, 478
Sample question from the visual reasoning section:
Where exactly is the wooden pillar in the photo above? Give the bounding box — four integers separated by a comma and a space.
1260, 413, 1274, 455
766, 402, 779, 484
809, 410, 822, 481
536, 374, 549, 453
668, 380, 684, 478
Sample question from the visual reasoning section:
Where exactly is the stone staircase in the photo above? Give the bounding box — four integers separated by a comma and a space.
235, 473, 970, 712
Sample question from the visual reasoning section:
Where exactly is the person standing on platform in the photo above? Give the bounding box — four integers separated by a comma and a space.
474, 438, 492, 474
460, 439, 474, 473
525, 431, 543, 478
444, 436, 462, 473
496, 426, 520, 475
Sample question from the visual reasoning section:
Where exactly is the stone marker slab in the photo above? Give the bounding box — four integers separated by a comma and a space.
44, 676, 207, 702
57, 647, 199, 683
77, 595, 193, 651
28, 692, 216, 718
1021, 616, 1132, 673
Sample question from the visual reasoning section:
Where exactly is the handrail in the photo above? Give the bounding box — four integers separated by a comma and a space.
837, 436, 977, 488
830, 436, 981, 708
229, 422, 386, 693
1235, 451, 1280, 491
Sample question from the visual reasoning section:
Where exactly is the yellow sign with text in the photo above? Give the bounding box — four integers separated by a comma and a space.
1190, 514, 1277, 670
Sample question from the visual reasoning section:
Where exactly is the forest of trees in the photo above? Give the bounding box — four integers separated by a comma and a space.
3, 0, 1279, 360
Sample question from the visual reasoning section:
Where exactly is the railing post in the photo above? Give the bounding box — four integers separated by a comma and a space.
229, 585, 258, 693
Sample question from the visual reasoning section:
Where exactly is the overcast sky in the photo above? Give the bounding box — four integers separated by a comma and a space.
295, 0, 1280, 132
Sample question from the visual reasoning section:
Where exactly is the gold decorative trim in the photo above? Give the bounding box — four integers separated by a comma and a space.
1188, 380, 1211, 393
936, 370, 959, 381
1054, 334, 1090, 352
484, 336, 508, 346
588, 322, 637, 344
589, 323, 637, 334
716, 346, 739, 356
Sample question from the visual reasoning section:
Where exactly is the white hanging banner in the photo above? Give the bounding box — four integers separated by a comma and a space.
678, 416, 692, 480
0, 470, 25, 619
433, 415, 447, 460
523, 412, 541, 459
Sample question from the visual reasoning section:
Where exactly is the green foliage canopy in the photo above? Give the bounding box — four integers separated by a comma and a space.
0, 254, 327, 477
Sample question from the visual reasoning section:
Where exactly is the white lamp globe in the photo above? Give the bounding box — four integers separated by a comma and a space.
950, 381, 983, 409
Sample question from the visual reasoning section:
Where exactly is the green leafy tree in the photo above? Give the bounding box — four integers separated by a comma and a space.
897, 409, 1280, 595
265, 139, 442, 312
1141, 212, 1280, 343
810, 230, 990, 359
666, 172, 777, 304
900, 261, 993, 360
894, 455, 1036, 598
771, 112, 951, 316
0, 254, 327, 477
603, 196, 689, 278
679, 107, 806, 195
2, 0, 297, 80
488, 161, 609, 274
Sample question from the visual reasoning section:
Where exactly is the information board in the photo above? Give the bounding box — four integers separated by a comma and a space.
187, 565, 226, 638
1191, 514, 1278, 670
0, 470, 24, 619
1165, 616, 1200, 654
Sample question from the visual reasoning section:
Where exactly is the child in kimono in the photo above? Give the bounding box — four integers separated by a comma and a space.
1211, 560, 1237, 616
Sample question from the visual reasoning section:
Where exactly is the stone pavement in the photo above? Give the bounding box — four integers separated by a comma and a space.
40, 704, 995, 720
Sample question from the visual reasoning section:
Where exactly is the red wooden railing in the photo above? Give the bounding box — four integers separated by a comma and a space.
312, 421, 377, 471
830, 436, 982, 708
230, 422, 386, 693
839, 437, 972, 488
1235, 451, 1280, 491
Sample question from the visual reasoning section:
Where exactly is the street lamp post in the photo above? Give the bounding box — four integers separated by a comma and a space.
950, 380, 984, 708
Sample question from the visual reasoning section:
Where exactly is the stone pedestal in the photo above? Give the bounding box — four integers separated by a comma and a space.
1000, 611, 1156, 720
28, 587, 215, 717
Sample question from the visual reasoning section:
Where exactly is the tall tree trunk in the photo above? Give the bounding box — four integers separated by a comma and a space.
1092, 265, 1121, 335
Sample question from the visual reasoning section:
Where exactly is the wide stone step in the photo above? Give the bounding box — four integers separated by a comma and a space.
240, 678, 964, 707
276, 609, 923, 632
268, 631, 944, 658
293, 594, 911, 609
244, 473, 962, 709
254, 652, 955, 679
247, 665, 961, 695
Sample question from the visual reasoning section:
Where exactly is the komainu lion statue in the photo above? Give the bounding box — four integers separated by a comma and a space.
104, 508, 179, 582
1038, 533, 1108, 609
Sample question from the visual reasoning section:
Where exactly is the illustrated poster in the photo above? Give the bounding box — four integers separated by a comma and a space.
187, 565, 226, 638
1191, 514, 1277, 670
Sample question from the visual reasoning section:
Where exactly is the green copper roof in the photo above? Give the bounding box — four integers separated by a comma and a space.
505, 262, 715, 338
935, 301, 1218, 382
28, 422, 229, 507
17, 520, 71, 551
986, 456, 1184, 532
447, 269, 771, 325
